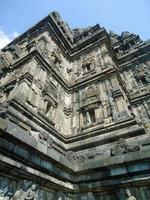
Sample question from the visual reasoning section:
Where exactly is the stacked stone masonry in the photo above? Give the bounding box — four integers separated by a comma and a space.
0, 11, 150, 199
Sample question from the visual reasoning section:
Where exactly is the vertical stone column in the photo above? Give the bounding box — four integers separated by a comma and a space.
116, 97, 125, 112
116, 97, 129, 119
86, 111, 91, 123
51, 105, 56, 118
95, 108, 100, 122
112, 100, 119, 121
79, 112, 84, 127
99, 105, 104, 120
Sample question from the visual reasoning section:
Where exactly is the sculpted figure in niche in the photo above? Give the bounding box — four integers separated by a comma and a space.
134, 64, 150, 85
39, 132, 53, 148
51, 51, 61, 68
125, 189, 136, 200
0, 180, 13, 200
13, 184, 37, 200
45, 100, 56, 119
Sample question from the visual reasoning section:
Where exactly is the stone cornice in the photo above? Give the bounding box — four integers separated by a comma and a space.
2, 12, 112, 60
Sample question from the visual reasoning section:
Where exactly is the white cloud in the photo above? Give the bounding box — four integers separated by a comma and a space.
0, 30, 19, 49
12, 31, 19, 38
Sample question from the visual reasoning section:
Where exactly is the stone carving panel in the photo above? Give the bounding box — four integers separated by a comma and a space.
65, 149, 105, 163
13, 183, 38, 200
0, 51, 13, 72
0, 177, 59, 200
110, 138, 140, 156
134, 64, 150, 85
116, 188, 137, 200
29, 129, 53, 148
81, 85, 100, 108
51, 50, 61, 68
0, 177, 15, 199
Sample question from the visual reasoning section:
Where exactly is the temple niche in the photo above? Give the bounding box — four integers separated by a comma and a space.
79, 85, 104, 128
81, 54, 95, 75
134, 63, 150, 86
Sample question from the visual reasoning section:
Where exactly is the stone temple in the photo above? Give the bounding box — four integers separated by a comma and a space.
0, 11, 150, 199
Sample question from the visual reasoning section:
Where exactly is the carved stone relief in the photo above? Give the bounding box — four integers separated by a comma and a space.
0, 51, 13, 71
65, 151, 86, 163
63, 105, 72, 116
51, 50, 61, 68
0, 177, 14, 200
110, 138, 140, 156
65, 149, 105, 163
43, 80, 58, 100
125, 189, 137, 200
134, 64, 150, 85
0, 177, 63, 200
29, 129, 53, 148
37, 37, 51, 61
39, 132, 53, 148
80, 85, 104, 126
13, 183, 38, 200
54, 191, 67, 200
116, 188, 138, 200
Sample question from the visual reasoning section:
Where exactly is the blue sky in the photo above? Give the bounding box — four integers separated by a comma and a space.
0, 0, 150, 48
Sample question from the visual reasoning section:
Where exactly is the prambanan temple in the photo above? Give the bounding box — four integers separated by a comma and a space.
0, 12, 150, 199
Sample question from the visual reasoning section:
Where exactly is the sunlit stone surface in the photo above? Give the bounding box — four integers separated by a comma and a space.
0, 12, 150, 199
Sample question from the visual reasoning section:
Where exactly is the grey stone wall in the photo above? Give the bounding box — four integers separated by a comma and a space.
0, 11, 150, 199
